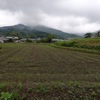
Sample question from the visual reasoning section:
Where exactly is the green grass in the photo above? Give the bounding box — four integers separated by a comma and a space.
54, 38, 100, 53
0, 43, 100, 99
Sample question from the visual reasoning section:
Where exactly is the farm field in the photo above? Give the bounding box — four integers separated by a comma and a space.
0, 43, 100, 99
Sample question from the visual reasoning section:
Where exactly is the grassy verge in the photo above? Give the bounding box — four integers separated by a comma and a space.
51, 44, 100, 55
53, 38, 100, 55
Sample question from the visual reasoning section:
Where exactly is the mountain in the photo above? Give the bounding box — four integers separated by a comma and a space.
0, 24, 32, 34
0, 24, 80, 39
32, 25, 79, 38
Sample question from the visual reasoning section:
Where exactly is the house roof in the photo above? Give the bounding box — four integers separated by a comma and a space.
6, 36, 18, 39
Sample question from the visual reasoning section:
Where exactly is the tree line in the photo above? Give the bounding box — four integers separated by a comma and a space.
84, 31, 100, 38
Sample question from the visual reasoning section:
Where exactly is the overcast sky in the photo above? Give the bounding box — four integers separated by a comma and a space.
0, 0, 100, 34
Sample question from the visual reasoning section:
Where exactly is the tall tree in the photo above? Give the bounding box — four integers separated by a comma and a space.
95, 31, 100, 37
84, 33, 92, 38
46, 34, 56, 42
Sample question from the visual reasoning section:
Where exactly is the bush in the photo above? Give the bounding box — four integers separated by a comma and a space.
54, 38, 100, 51
26, 39, 32, 42
55, 41, 77, 47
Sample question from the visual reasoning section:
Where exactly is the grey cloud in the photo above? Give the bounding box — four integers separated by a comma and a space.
0, 0, 100, 33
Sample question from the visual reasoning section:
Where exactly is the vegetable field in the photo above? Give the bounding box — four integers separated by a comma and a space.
0, 43, 100, 99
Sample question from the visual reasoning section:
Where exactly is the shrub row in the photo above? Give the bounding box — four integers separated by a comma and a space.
54, 38, 100, 51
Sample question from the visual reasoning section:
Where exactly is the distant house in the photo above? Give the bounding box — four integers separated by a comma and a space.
6, 36, 19, 42
0, 36, 19, 43
6, 36, 18, 40
0, 37, 4, 43
20, 38, 27, 42
52, 39, 65, 42
0, 37, 8, 43
36, 38, 41, 41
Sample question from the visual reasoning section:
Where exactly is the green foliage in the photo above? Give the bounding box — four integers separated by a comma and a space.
0, 91, 19, 100
17, 83, 23, 89
0, 83, 7, 90
84, 33, 92, 38
9, 31, 19, 37
55, 41, 77, 47
26, 39, 32, 42
36, 84, 50, 93
91, 91, 96, 97
0, 92, 13, 100
54, 38, 100, 51
29, 34, 36, 38
38, 34, 56, 43
84, 31, 100, 38
67, 81, 80, 88
12, 91, 19, 99
46, 34, 55, 43
95, 32, 100, 37
7, 39, 13, 42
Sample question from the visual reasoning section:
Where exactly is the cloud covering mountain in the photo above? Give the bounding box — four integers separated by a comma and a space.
0, 24, 80, 38
0, 0, 100, 34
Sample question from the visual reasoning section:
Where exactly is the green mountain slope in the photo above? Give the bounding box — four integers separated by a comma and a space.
0, 24, 80, 38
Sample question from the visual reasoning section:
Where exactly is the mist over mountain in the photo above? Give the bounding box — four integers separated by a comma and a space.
0, 24, 80, 39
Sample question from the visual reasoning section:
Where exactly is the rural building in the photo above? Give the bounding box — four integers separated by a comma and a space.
0, 36, 19, 43
20, 38, 30, 42
6, 36, 19, 42
6, 36, 18, 40
0, 37, 4, 43
0, 37, 8, 43
52, 39, 65, 42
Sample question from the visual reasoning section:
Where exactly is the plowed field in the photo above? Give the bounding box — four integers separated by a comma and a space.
0, 43, 100, 85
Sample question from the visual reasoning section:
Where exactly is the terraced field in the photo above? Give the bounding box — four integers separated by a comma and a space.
0, 43, 100, 99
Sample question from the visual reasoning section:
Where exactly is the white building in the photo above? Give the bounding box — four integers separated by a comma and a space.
0, 37, 8, 43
